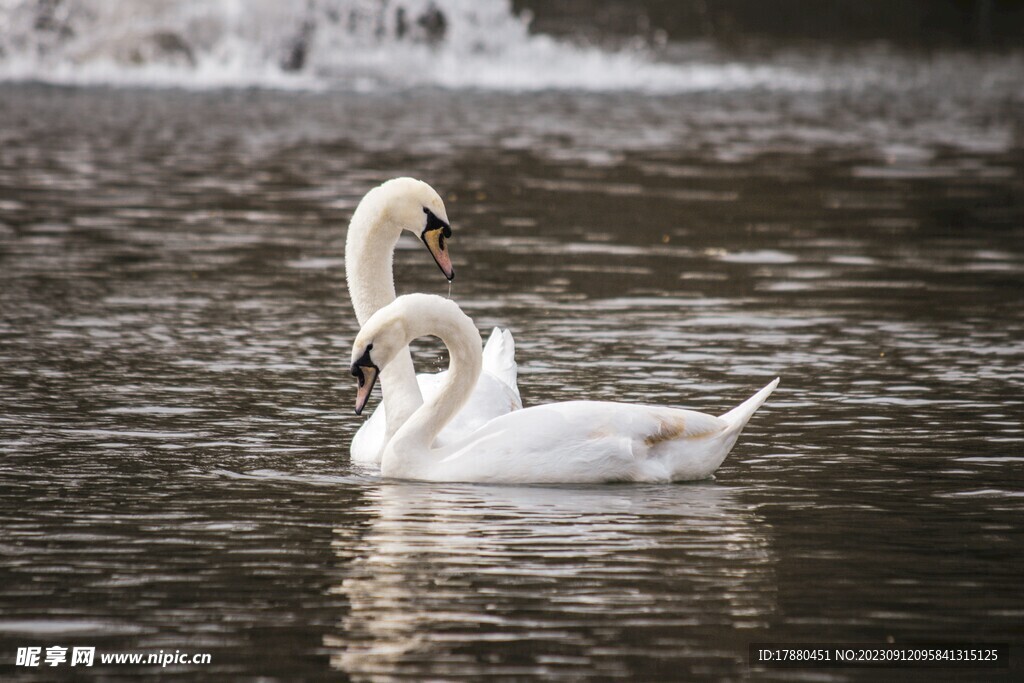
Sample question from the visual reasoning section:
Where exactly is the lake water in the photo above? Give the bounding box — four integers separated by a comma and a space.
1, 52, 1023, 680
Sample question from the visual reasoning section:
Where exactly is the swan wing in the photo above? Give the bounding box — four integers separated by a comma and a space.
481, 327, 520, 399
422, 401, 733, 484
420, 369, 522, 437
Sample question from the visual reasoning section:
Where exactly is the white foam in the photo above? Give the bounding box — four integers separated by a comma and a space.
0, 0, 822, 92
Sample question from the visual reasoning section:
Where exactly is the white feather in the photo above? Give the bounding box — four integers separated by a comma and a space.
481, 326, 518, 392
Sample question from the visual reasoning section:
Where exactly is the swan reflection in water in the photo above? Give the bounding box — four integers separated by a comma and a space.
325, 482, 776, 678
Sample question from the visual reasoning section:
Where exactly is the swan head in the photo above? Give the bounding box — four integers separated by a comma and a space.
350, 294, 470, 415
372, 177, 454, 281
350, 341, 380, 416
349, 301, 410, 415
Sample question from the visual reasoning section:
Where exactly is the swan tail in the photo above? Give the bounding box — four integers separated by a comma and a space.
482, 327, 518, 392
718, 378, 779, 433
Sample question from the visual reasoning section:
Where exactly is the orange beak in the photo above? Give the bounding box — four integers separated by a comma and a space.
421, 225, 454, 281
351, 364, 379, 415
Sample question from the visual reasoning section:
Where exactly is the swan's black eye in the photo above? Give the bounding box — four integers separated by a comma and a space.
351, 343, 375, 379
422, 207, 451, 237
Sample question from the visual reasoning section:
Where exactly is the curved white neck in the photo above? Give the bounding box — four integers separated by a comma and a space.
383, 306, 483, 476
345, 206, 422, 438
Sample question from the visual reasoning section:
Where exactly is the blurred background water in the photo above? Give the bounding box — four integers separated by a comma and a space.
1, 1, 1023, 680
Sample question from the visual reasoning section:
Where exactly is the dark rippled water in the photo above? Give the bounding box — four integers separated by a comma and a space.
1, 71, 1023, 680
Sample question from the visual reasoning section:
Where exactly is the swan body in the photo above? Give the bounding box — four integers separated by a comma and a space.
345, 178, 521, 464
351, 294, 778, 484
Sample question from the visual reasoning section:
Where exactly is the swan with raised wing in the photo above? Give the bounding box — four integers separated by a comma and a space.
346, 178, 521, 464
350, 294, 778, 484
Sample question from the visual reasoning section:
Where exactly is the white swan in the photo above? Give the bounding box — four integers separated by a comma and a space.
346, 178, 521, 464
350, 293, 779, 484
